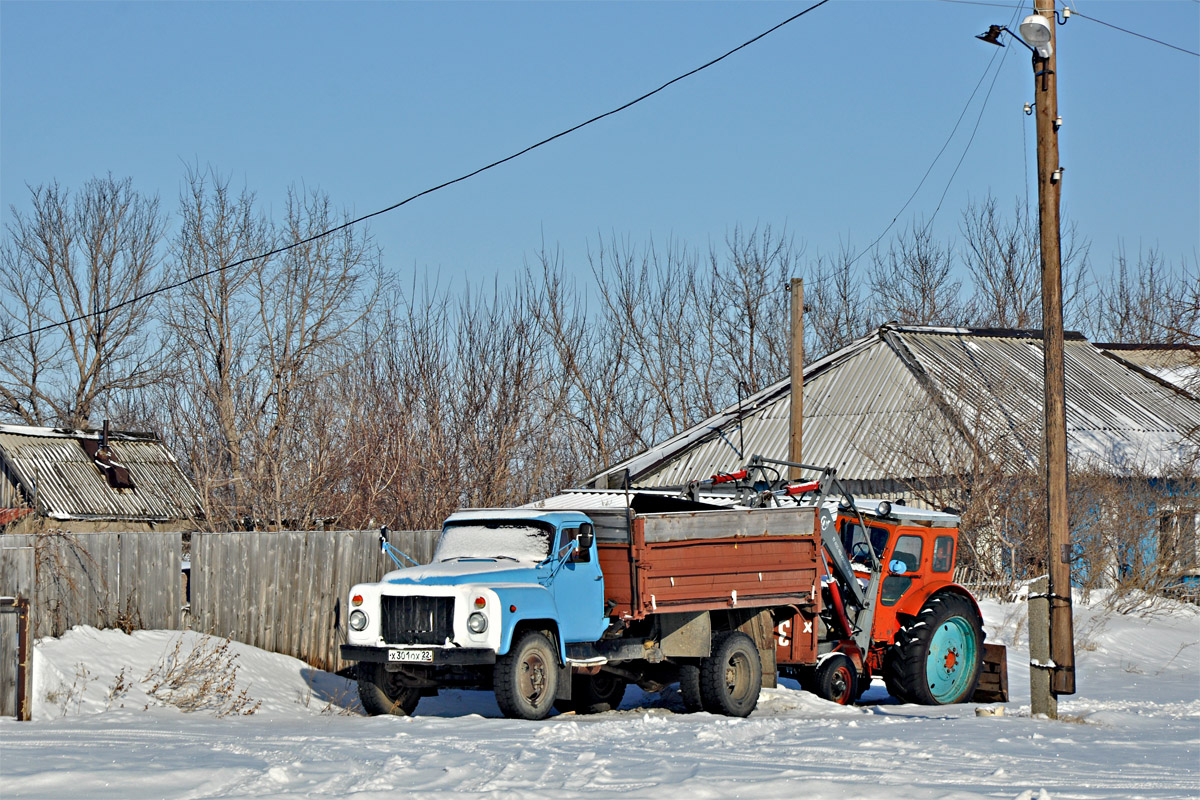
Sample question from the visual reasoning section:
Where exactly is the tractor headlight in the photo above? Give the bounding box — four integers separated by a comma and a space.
349, 610, 368, 631
467, 612, 488, 634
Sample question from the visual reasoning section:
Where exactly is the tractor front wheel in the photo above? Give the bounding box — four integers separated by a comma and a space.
812, 653, 858, 705
884, 593, 983, 705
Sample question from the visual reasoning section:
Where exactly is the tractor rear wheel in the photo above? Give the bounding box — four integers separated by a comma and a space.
357, 663, 421, 716
812, 653, 858, 705
883, 593, 983, 705
698, 632, 761, 717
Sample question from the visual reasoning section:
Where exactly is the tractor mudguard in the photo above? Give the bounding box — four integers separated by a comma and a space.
892, 580, 982, 624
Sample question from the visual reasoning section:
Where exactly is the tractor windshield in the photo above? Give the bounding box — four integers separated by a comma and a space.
435, 521, 555, 563
841, 521, 890, 563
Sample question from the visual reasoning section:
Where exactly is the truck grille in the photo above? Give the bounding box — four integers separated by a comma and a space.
380, 596, 454, 645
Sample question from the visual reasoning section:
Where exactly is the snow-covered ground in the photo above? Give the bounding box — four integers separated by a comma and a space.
1, 594, 1197, 800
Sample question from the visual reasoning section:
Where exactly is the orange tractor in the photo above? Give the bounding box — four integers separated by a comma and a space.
694, 456, 1009, 705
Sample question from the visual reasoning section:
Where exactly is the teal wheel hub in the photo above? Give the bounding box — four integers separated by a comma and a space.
926, 616, 977, 703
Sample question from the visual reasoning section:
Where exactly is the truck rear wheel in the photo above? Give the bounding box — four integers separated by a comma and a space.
357, 663, 421, 716
883, 593, 983, 705
813, 653, 858, 705
678, 664, 703, 713
699, 632, 761, 717
495, 630, 559, 720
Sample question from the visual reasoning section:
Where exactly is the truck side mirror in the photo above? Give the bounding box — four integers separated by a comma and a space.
577, 524, 594, 559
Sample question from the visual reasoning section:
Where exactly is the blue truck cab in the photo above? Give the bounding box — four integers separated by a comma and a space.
341, 509, 609, 718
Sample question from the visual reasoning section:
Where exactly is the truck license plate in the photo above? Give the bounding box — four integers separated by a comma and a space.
388, 649, 433, 663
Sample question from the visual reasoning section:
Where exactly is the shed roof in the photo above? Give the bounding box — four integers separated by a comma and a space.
585, 325, 1200, 489
0, 424, 203, 522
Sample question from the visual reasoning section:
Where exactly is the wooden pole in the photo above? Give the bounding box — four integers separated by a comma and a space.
1030, 2, 1075, 715
789, 278, 804, 480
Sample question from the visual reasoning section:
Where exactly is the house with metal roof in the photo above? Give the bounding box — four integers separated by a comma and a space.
584, 325, 1200, 494
580, 325, 1199, 584
0, 423, 203, 532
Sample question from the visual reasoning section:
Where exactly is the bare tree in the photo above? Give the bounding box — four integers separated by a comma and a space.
702, 226, 799, 397
803, 244, 878, 359
1088, 246, 1199, 346
0, 176, 164, 427
869, 222, 964, 326
960, 196, 1092, 331
247, 186, 384, 529
161, 166, 273, 525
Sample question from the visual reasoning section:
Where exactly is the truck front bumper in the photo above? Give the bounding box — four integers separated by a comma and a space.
340, 644, 497, 666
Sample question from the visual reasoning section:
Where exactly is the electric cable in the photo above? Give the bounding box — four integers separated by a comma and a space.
845, 0, 1023, 267
1, 0, 832, 345
927, 32, 1011, 224
1070, 10, 1199, 57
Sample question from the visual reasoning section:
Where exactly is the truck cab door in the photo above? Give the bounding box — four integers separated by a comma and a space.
549, 525, 607, 644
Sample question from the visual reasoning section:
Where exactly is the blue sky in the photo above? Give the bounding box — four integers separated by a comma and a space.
2, 1, 1197, 289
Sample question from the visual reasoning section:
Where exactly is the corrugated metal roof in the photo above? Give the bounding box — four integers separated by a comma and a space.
587, 326, 1200, 489
0, 424, 203, 522
1097, 344, 1200, 398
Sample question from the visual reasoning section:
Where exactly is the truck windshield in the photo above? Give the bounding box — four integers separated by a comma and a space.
435, 521, 555, 563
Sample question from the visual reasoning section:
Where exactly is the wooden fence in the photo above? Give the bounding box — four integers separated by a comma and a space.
0, 527, 438, 712
0, 531, 182, 638
188, 529, 437, 672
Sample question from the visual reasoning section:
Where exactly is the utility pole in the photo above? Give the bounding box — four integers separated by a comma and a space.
788, 278, 804, 479
1029, 1, 1076, 717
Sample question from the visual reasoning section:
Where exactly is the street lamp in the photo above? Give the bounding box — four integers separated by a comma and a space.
976, 15, 1054, 58
1019, 14, 1054, 58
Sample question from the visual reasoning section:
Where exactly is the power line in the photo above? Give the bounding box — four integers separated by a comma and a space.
845, 30, 1008, 266
927, 31, 1011, 224
3, 0, 833, 346
1071, 10, 1199, 58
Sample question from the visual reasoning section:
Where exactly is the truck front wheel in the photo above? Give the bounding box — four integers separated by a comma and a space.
883, 593, 983, 705
357, 663, 421, 716
495, 630, 559, 720
699, 632, 761, 717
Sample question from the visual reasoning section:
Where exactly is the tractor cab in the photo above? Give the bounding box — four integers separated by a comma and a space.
834, 502, 963, 645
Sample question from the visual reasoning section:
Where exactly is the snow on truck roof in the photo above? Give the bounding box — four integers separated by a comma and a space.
445, 508, 592, 527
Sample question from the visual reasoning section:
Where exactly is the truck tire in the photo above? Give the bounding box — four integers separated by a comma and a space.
357, 663, 421, 716
699, 632, 761, 717
495, 630, 559, 720
883, 593, 983, 705
812, 653, 857, 705
679, 664, 703, 713
556, 671, 627, 715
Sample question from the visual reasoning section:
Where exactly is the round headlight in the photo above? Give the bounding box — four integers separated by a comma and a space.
467, 612, 488, 634
349, 610, 368, 631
